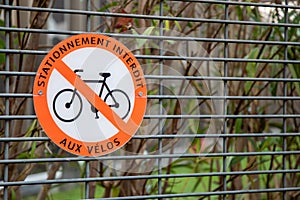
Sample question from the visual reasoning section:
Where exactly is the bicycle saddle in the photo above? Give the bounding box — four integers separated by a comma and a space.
99, 72, 111, 78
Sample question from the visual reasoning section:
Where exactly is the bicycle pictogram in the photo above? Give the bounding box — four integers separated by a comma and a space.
53, 69, 131, 122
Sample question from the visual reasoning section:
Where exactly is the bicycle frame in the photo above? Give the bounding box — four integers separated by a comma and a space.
53, 69, 131, 121
72, 70, 118, 108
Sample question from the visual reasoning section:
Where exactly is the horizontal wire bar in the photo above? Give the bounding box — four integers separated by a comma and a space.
2, 93, 300, 101
2, 0, 299, 12
169, 0, 300, 9
2, 71, 300, 83
147, 95, 300, 100
1, 5, 299, 28
0, 49, 299, 64
0, 27, 83, 36
0, 132, 299, 142
0, 169, 299, 187
0, 71, 36, 76
132, 133, 300, 138
0, 115, 37, 120
1, 27, 300, 46
0, 1, 298, 199
2, 114, 300, 120
145, 75, 300, 82
0, 137, 50, 142
135, 55, 300, 64
0, 93, 33, 98
0, 49, 48, 55
143, 114, 300, 119
0, 151, 299, 164
101, 187, 300, 200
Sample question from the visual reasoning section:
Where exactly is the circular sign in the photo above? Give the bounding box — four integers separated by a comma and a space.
33, 33, 147, 157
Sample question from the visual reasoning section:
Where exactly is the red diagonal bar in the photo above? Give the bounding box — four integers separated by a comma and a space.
55, 59, 137, 135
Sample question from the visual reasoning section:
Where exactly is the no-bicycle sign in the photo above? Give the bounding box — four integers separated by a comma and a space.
33, 33, 147, 157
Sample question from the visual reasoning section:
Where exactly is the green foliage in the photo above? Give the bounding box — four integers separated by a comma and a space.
131, 27, 156, 49
234, 117, 243, 133
288, 64, 300, 95
228, 155, 247, 167
0, 19, 6, 65
244, 47, 260, 94
3, 1, 300, 199
270, 51, 280, 96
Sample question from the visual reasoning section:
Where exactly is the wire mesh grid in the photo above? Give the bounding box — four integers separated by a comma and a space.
0, 0, 300, 199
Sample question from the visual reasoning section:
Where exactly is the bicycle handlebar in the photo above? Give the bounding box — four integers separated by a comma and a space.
74, 69, 84, 73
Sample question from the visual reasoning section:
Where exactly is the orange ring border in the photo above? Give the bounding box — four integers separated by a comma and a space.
33, 33, 147, 157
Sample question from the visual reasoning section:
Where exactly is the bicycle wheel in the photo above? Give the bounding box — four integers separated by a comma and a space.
53, 89, 83, 122
104, 89, 131, 120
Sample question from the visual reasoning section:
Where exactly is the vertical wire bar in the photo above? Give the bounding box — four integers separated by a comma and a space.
3, 0, 11, 199
282, 1, 289, 199
85, 0, 92, 198
85, 163, 90, 199
222, 2, 229, 200
157, 0, 164, 197
86, 0, 91, 33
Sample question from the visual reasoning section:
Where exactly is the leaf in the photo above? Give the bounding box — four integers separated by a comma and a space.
270, 50, 280, 96
132, 26, 155, 49
165, 20, 170, 31
235, 6, 243, 20
25, 120, 37, 135
192, 177, 202, 192
17, 152, 29, 159
228, 155, 247, 167
174, 20, 182, 32
246, 6, 252, 18
259, 137, 278, 151
0, 19, 5, 64
244, 47, 260, 94
111, 187, 120, 197
235, 117, 243, 133
270, 76, 278, 96
188, 118, 199, 134
30, 141, 37, 158
248, 137, 258, 151
288, 63, 300, 95
0, 19, 5, 35
0, 39, 5, 64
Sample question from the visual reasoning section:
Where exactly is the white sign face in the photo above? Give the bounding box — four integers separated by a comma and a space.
48, 47, 135, 142
33, 34, 147, 156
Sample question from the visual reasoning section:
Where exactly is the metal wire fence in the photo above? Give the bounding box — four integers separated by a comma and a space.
0, 0, 300, 199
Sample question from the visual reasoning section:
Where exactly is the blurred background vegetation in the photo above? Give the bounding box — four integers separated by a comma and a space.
0, 0, 299, 199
